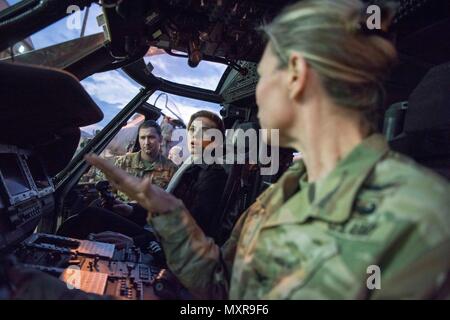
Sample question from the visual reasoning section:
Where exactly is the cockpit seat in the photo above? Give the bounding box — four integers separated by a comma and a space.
385, 62, 450, 180
215, 121, 261, 245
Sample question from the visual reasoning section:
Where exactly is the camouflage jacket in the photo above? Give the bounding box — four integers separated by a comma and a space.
113, 152, 177, 201
83, 152, 177, 190
148, 134, 450, 299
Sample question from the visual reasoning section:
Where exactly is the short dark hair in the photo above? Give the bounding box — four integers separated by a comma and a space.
138, 120, 162, 137
188, 110, 225, 139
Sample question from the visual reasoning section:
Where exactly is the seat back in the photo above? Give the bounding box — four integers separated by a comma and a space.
386, 62, 450, 179
216, 121, 293, 244
216, 121, 260, 245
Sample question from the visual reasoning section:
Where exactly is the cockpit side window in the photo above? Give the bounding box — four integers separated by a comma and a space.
0, 2, 103, 60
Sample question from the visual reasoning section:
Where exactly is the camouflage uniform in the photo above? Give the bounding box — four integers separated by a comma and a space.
113, 151, 177, 201
148, 134, 450, 299
80, 165, 106, 184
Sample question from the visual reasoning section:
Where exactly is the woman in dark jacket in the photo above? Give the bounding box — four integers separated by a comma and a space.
167, 110, 228, 241
57, 110, 227, 245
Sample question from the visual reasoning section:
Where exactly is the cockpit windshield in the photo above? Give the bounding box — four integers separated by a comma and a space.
144, 49, 228, 91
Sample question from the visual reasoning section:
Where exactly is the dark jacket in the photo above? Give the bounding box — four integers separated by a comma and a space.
172, 164, 227, 242
130, 164, 227, 243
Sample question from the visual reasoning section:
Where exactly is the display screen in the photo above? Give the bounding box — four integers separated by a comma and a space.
25, 155, 51, 190
0, 153, 31, 196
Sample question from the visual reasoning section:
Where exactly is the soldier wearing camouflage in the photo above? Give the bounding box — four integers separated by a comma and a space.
81, 120, 177, 200
148, 133, 450, 299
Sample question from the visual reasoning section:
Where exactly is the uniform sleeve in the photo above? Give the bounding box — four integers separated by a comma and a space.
84, 157, 122, 183
275, 176, 450, 300
148, 204, 248, 299
83, 166, 106, 183
113, 155, 126, 169
265, 215, 450, 300
168, 161, 178, 180
152, 160, 177, 189
371, 238, 450, 299
369, 176, 450, 299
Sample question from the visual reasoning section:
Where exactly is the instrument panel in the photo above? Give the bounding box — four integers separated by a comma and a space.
0, 144, 55, 250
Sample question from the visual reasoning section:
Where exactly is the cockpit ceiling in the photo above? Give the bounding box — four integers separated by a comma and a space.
114, 0, 448, 66
103, 0, 295, 65
1, 0, 449, 97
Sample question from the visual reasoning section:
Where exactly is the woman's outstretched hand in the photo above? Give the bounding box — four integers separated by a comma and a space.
84, 154, 183, 215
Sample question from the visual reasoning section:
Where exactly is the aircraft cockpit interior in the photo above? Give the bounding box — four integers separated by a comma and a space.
0, 0, 449, 301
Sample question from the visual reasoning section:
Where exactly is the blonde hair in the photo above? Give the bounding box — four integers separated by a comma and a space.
262, 0, 398, 128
